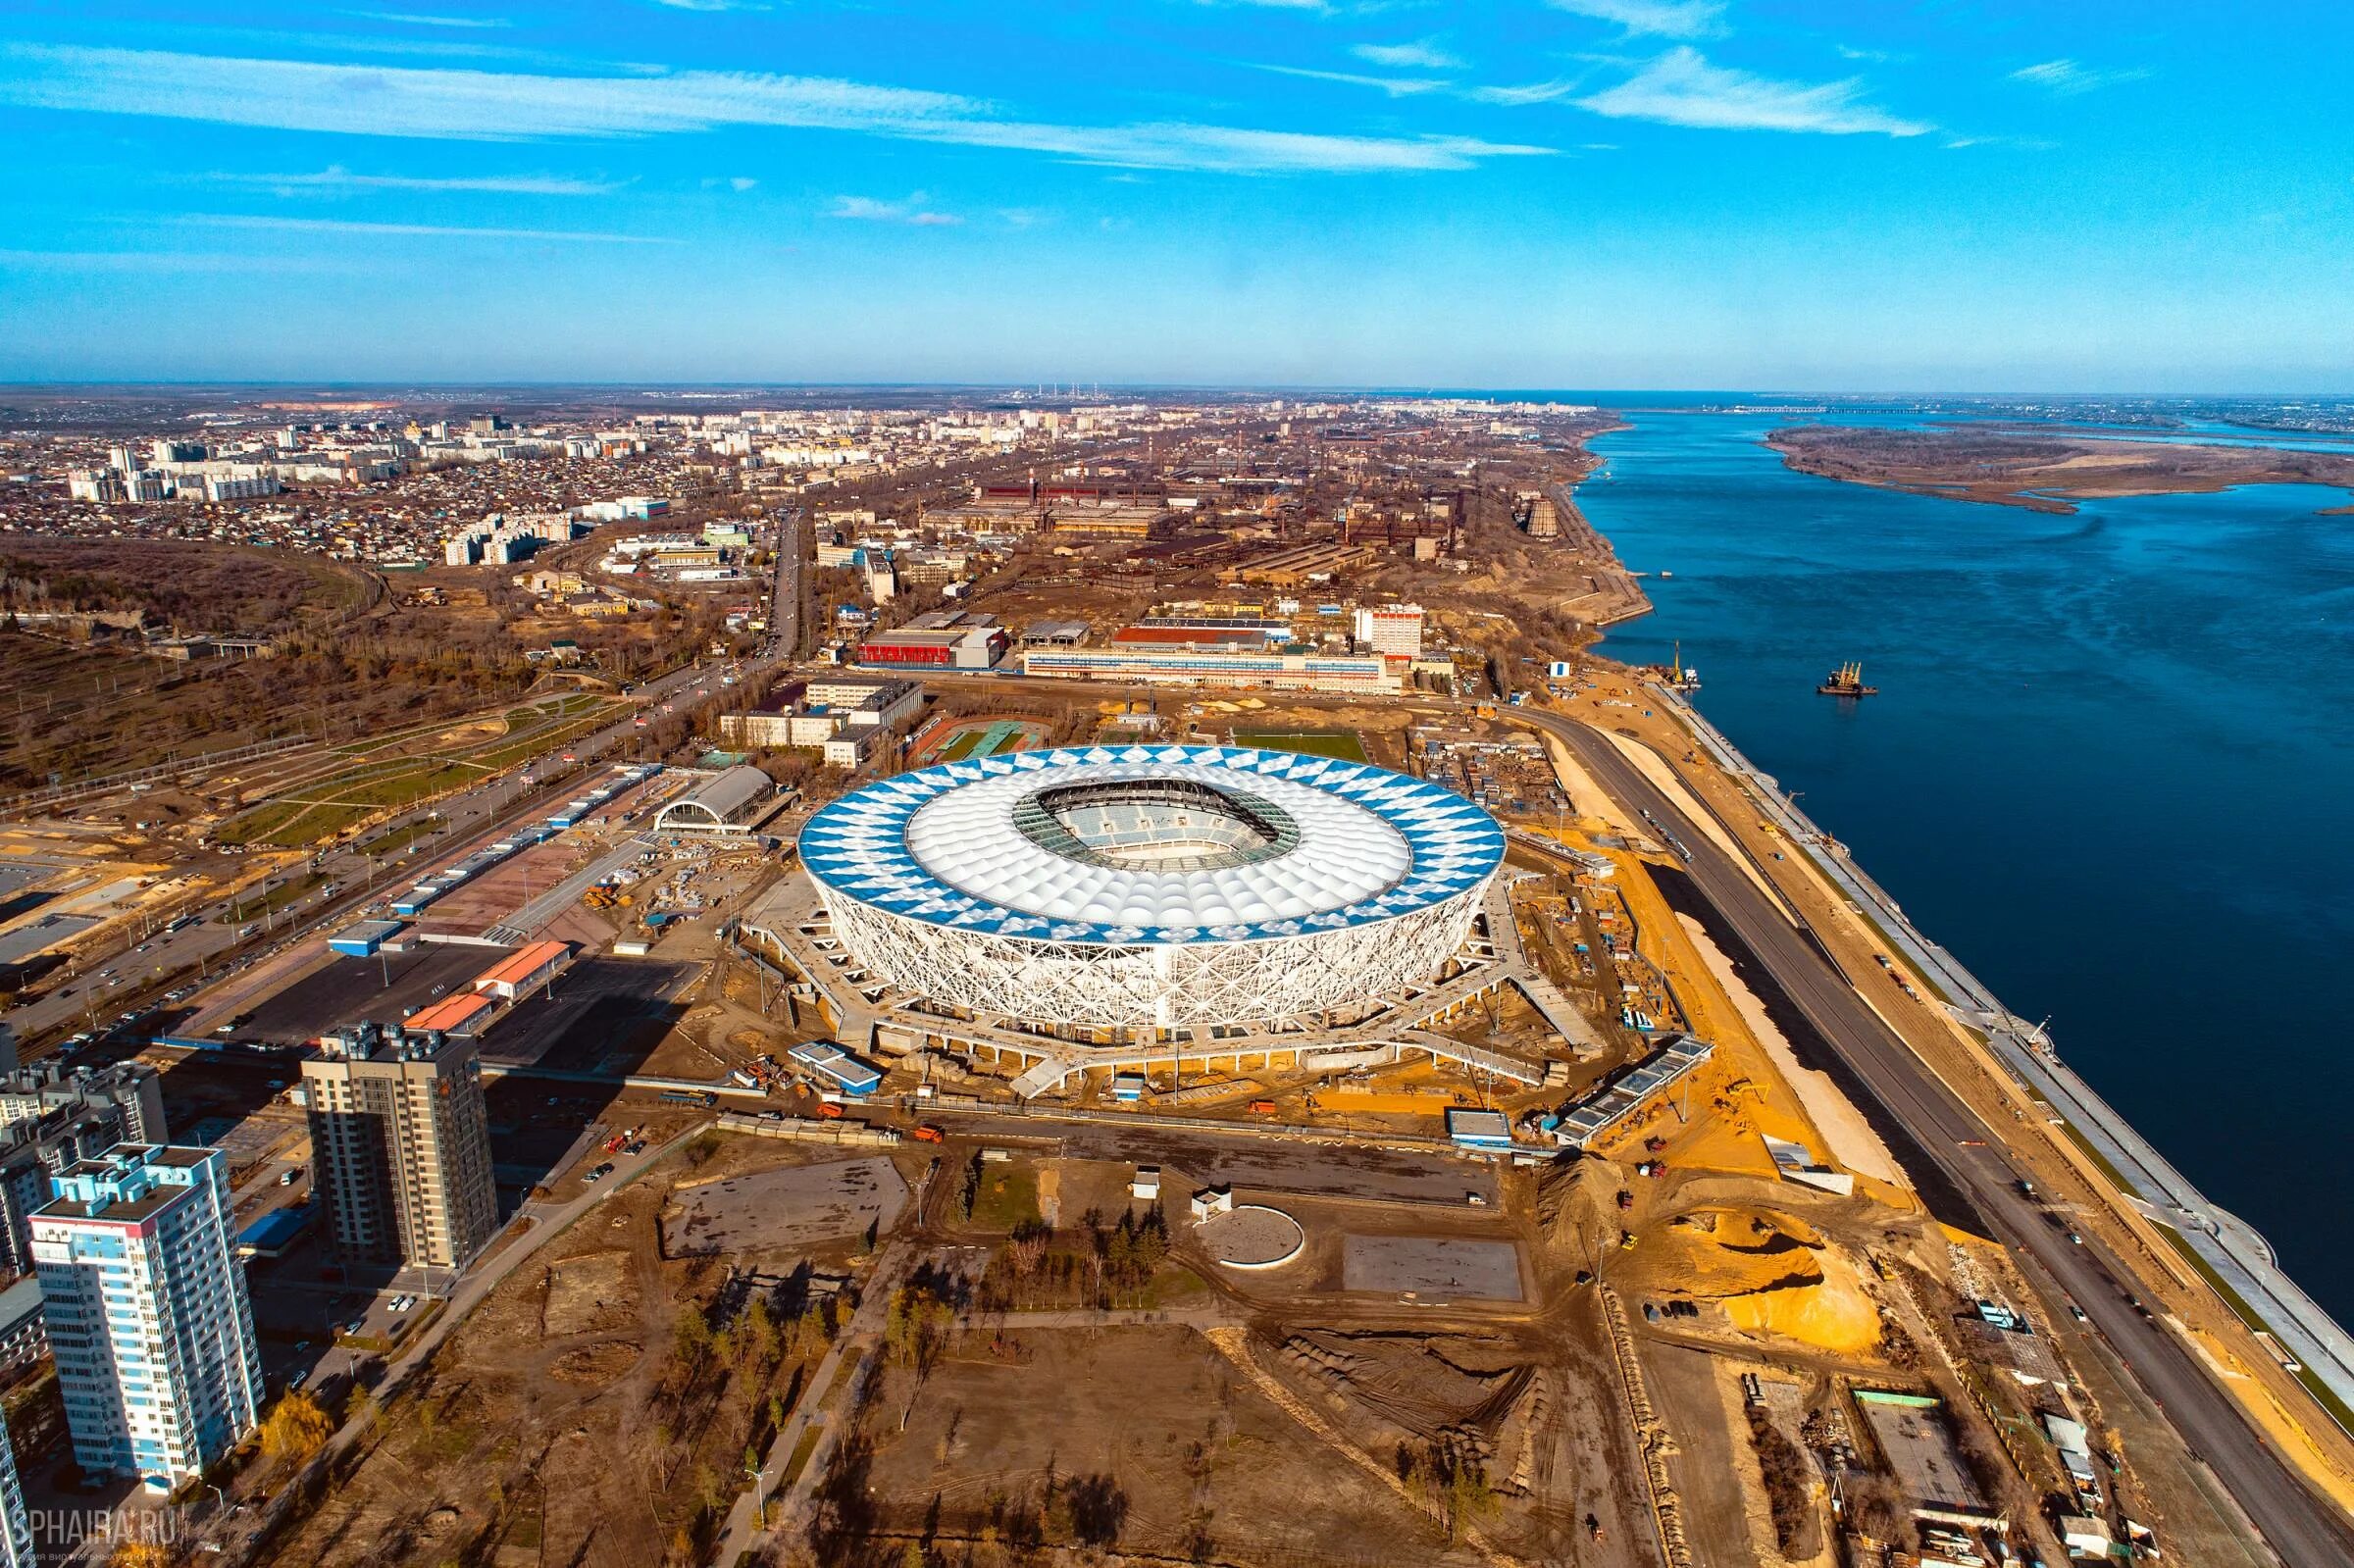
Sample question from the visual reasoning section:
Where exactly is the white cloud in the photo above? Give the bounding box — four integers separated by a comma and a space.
210, 165, 617, 195
729, 176, 758, 190
172, 213, 677, 243
1544, 0, 1724, 39
1466, 78, 1584, 107
0, 44, 1551, 174
1254, 64, 1451, 97
2009, 59, 2152, 96
1578, 47, 1930, 136
1353, 40, 1463, 72
829, 193, 962, 226
346, 10, 513, 25
652, 0, 773, 11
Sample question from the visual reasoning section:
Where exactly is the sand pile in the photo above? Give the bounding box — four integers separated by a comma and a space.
1622, 1206, 1880, 1355
1534, 1155, 1622, 1249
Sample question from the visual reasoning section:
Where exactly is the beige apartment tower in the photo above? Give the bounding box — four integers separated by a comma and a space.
302, 1023, 498, 1271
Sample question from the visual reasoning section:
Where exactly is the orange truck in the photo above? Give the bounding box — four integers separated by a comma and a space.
909, 1124, 946, 1144
1246, 1099, 1280, 1117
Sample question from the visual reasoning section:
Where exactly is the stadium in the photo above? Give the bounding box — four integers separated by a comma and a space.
796, 745, 1506, 1031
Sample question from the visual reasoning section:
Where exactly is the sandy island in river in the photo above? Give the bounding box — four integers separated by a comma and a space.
1767, 424, 2354, 514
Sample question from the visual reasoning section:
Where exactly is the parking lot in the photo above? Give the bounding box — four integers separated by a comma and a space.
234, 940, 507, 1044
482, 955, 699, 1071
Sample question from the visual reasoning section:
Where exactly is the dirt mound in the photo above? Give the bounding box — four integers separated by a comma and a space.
1721, 1278, 1879, 1352
1620, 1205, 1880, 1355
547, 1341, 642, 1387
1534, 1154, 1621, 1249
1277, 1331, 1530, 1442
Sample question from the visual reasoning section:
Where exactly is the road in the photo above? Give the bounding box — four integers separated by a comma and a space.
1527, 709, 2354, 1564
1654, 682, 2354, 1417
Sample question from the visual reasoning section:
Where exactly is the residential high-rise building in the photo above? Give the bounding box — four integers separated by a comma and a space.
0, 1415, 30, 1568
31, 1145, 264, 1491
0, 1060, 165, 1144
0, 1063, 171, 1276
302, 1024, 498, 1271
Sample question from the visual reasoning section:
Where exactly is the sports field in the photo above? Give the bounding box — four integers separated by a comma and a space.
1231, 729, 1371, 764
920, 717, 1051, 764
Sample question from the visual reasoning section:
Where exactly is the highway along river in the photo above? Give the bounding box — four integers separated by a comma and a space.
1576, 409, 2354, 1322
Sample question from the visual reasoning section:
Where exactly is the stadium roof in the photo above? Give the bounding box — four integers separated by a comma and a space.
798, 745, 1503, 946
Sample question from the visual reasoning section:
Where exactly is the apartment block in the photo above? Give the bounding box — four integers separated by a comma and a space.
302, 1024, 498, 1271
31, 1145, 264, 1491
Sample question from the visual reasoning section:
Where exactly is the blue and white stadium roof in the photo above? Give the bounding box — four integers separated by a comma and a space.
797, 745, 1505, 947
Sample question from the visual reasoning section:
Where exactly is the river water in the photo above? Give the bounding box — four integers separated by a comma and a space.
1573, 411, 2354, 1319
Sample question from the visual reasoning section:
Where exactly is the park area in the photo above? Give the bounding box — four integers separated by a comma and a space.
212, 693, 623, 848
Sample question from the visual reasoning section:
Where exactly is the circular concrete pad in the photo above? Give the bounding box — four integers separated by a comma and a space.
1197, 1203, 1306, 1270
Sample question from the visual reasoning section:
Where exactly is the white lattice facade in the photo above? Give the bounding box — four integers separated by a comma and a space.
798, 745, 1504, 1031
826, 877, 1483, 1028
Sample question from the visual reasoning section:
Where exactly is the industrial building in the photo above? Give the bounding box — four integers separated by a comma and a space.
329, 919, 408, 957
785, 1039, 883, 1097
31, 1145, 265, 1491
651, 765, 776, 836
402, 990, 495, 1036
1018, 645, 1400, 694
472, 939, 572, 1001
798, 745, 1503, 1029
857, 624, 1007, 671
302, 1023, 499, 1271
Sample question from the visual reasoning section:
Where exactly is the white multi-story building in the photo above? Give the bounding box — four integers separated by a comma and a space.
0, 1418, 29, 1568
1353, 602, 1424, 659
30, 1145, 264, 1492
199, 468, 281, 503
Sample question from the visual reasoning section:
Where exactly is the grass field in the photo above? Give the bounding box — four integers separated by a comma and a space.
216, 701, 621, 848
1232, 729, 1371, 763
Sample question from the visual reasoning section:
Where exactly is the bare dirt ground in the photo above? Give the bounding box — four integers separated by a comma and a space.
266, 1133, 900, 1568
857, 1323, 1493, 1567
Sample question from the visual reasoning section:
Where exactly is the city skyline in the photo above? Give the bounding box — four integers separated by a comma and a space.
5, 2, 2350, 390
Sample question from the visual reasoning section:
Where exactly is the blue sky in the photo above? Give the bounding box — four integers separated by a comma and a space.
2, 2, 2347, 389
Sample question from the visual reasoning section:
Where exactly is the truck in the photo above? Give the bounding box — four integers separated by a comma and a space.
908, 1124, 946, 1144
658, 1088, 716, 1107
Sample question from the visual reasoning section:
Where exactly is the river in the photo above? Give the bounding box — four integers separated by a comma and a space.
1572, 410, 2354, 1320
